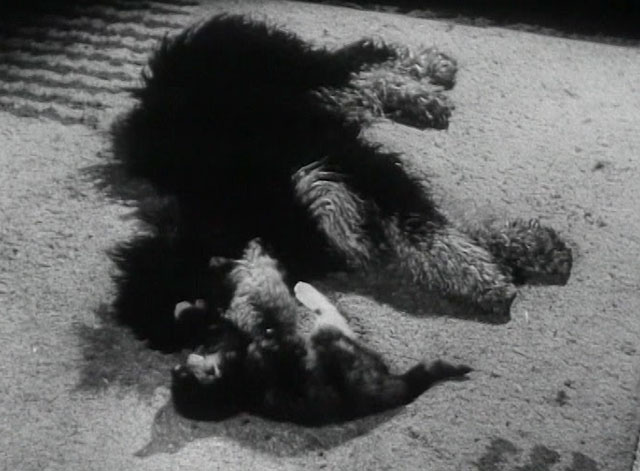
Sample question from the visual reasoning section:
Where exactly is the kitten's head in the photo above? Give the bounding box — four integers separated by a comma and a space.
171, 319, 248, 419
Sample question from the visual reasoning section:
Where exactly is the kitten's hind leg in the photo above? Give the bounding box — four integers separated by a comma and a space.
294, 281, 355, 339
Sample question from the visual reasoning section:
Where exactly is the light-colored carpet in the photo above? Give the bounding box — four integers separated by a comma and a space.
0, 1, 638, 470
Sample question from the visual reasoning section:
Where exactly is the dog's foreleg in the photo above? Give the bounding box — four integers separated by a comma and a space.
387, 45, 458, 89
364, 75, 453, 130
332, 37, 398, 73
334, 39, 458, 90
315, 72, 454, 130
292, 161, 373, 268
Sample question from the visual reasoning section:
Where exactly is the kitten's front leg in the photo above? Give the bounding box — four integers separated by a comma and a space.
294, 281, 355, 339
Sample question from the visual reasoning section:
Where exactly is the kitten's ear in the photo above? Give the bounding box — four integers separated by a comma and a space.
294, 281, 336, 313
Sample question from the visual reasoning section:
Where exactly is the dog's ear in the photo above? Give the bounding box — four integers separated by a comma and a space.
294, 281, 336, 313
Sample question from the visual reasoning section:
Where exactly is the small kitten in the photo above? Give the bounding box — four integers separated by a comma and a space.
171, 240, 471, 425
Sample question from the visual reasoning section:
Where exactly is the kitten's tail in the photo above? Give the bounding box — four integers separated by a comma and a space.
355, 360, 471, 417
402, 360, 472, 401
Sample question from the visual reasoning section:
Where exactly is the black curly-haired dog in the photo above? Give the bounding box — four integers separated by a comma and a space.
111, 14, 572, 353
171, 239, 471, 424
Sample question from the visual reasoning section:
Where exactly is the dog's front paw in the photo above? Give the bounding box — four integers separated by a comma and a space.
394, 47, 457, 89
384, 90, 453, 130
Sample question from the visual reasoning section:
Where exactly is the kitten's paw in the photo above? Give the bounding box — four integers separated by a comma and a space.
296, 282, 356, 338
174, 301, 193, 319
174, 299, 207, 320
294, 281, 331, 313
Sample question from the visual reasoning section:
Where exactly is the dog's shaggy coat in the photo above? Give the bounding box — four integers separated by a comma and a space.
111, 14, 572, 353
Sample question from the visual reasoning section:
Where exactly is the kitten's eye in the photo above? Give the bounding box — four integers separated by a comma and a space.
226, 351, 238, 360
265, 328, 275, 337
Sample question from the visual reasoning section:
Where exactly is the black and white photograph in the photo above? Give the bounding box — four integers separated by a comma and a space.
0, 1, 638, 470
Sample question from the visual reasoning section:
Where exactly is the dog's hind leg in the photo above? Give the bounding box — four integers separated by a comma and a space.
383, 221, 517, 318
464, 218, 573, 286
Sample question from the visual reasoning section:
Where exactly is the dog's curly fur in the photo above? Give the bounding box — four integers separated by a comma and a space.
171, 239, 471, 424
110, 14, 572, 355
